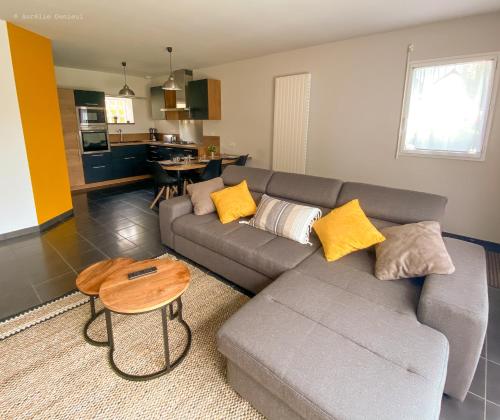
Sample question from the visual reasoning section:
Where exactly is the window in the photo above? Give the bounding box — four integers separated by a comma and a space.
105, 96, 135, 124
398, 55, 498, 160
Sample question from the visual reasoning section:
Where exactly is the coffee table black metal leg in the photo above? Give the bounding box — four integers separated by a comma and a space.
161, 306, 171, 373
105, 298, 191, 381
83, 296, 108, 347
105, 309, 114, 350
170, 298, 192, 369
169, 300, 178, 319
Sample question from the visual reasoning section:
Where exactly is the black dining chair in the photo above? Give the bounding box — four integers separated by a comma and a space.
150, 162, 179, 208
200, 159, 223, 181
235, 154, 249, 166
190, 159, 222, 184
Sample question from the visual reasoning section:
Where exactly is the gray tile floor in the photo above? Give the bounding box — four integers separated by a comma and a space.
0, 180, 499, 419
0, 181, 167, 320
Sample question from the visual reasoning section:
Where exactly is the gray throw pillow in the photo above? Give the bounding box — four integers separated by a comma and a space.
375, 221, 455, 280
186, 177, 225, 216
247, 194, 322, 245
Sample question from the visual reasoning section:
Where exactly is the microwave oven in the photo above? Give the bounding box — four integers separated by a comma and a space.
77, 106, 107, 126
80, 125, 110, 154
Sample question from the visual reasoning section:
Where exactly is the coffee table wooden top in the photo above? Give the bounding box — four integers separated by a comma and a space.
99, 259, 190, 314
76, 258, 135, 296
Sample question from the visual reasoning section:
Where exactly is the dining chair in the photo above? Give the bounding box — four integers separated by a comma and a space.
235, 154, 249, 166
200, 159, 223, 181
190, 159, 222, 184
150, 162, 179, 208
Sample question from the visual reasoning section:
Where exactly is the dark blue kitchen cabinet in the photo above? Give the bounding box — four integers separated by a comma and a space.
74, 90, 106, 107
148, 144, 172, 161
186, 79, 221, 120
82, 146, 148, 184
111, 145, 148, 179
82, 152, 113, 183
147, 144, 198, 161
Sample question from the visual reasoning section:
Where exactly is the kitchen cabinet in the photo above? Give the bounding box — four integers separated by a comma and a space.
74, 90, 105, 107
82, 153, 112, 183
111, 145, 148, 179
58, 88, 85, 188
169, 147, 197, 158
82, 146, 149, 183
187, 79, 221, 120
147, 144, 171, 161
150, 86, 189, 121
147, 144, 198, 161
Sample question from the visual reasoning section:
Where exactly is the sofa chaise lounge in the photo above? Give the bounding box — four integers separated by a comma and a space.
159, 165, 488, 420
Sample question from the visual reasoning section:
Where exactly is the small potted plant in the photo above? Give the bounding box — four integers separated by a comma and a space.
207, 144, 217, 159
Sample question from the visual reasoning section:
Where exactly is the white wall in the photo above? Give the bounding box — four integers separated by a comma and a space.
0, 20, 38, 235
196, 12, 500, 243
55, 66, 155, 135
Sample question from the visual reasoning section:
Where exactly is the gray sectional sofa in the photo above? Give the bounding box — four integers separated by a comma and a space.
159, 165, 488, 420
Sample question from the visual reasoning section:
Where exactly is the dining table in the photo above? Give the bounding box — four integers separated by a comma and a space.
159, 155, 239, 195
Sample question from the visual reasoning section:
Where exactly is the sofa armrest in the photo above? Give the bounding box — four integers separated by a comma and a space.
159, 195, 193, 248
417, 237, 488, 401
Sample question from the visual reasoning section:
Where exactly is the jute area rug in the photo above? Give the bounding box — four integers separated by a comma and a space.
0, 255, 264, 419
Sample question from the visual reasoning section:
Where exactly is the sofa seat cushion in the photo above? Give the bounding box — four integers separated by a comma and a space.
172, 213, 241, 250
217, 271, 449, 420
246, 234, 321, 278
296, 249, 423, 317
172, 214, 319, 278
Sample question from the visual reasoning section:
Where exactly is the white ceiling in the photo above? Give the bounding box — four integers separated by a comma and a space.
1, 0, 499, 76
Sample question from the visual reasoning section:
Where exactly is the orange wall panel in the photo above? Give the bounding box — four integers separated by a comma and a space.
7, 23, 72, 224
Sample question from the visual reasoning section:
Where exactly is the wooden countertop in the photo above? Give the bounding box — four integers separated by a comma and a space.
110, 141, 198, 149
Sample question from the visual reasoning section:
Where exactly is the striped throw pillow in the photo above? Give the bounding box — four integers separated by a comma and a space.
247, 194, 322, 245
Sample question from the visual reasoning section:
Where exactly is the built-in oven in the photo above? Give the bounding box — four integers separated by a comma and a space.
79, 125, 110, 154
77, 106, 107, 126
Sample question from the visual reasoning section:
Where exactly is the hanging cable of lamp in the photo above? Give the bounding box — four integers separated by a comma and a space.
162, 47, 181, 91
118, 61, 135, 98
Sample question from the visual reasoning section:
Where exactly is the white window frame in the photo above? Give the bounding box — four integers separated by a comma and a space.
397, 53, 499, 161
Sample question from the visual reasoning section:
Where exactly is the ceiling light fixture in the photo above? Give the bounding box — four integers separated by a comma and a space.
162, 47, 181, 91
118, 61, 135, 98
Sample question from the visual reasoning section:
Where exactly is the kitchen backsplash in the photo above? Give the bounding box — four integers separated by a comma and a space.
179, 120, 203, 144
153, 120, 180, 135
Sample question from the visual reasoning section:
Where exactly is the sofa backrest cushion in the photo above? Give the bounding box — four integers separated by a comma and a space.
266, 172, 343, 209
222, 166, 273, 193
337, 182, 447, 224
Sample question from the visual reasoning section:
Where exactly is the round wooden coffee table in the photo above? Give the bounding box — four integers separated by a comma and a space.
76, 258, 135, 346
99, 259, 191, 381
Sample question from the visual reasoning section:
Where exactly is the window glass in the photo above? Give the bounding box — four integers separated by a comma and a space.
105, 97, 135, 124
400, 58, 497, 160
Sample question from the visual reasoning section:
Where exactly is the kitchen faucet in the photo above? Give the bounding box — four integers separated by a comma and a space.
117, 128, 123, 143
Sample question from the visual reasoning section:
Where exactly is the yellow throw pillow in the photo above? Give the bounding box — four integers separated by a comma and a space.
210, 180, 257, 224
313, 199, 385, 262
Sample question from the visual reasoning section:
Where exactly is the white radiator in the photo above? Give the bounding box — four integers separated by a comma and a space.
272, 73, 311, 174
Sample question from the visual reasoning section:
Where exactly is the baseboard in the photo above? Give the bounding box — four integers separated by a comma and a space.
0, 209, 74, 242
39, 209, 74, 232
0, 225, 40, 241
443, 232, 500, 253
